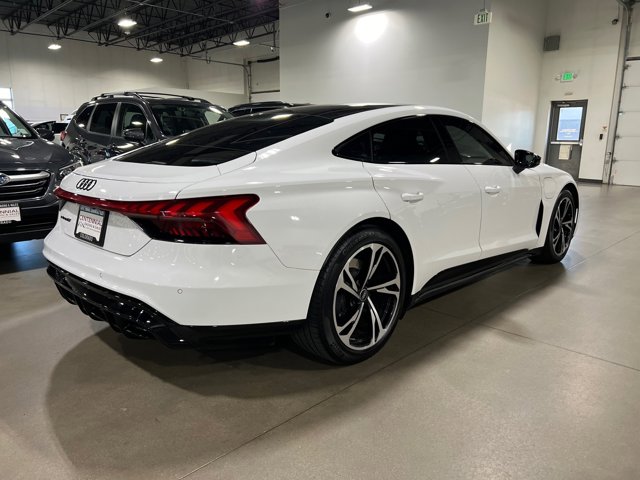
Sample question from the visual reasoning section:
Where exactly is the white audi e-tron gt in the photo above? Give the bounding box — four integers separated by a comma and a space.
44, 105, 578, 364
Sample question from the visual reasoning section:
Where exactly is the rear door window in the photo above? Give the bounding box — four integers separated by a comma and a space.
74, 105, 94, 129
88, 103, 116, 135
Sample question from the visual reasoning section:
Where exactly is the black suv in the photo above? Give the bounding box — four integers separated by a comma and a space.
1, 101, 81, 243
65, 92, 232, 163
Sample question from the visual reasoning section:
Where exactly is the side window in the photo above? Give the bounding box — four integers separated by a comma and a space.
74, 105, 95, 129
88, 103, 116, 135
436, 116, 512, 166
116, 103, 155, 141
370, 117, 445, 164
333, 132, 372, 161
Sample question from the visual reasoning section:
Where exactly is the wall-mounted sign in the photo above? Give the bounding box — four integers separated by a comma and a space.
561, 72, 576, 82
474, 9, 492, 25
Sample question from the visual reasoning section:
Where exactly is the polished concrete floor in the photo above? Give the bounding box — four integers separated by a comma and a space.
1, 184, 639, 479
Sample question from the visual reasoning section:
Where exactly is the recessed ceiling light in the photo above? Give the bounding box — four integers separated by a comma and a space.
48, 43, 62, 50
348, 3, 373, 12
117, 17, 137, 28
150, 57, 163, 63
233, 39, 250, 47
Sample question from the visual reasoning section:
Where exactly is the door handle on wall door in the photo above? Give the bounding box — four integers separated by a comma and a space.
484, 186, 501, 194
401, 192, 424, 203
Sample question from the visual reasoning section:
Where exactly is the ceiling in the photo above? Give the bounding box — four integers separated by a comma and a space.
0, 0, 279, 58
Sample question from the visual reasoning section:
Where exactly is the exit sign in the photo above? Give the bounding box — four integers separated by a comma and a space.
561, 72, 575, 82
474, 9, 492, 25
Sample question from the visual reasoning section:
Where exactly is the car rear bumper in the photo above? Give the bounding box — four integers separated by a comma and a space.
47, 263, 305, 347
43, 224, 318, 327
0, 200, 58, 243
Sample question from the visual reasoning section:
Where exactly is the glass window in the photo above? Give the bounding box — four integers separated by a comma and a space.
333, 132, 372, 161
556, 106, 583, 141
117, 113, 332, 167
116, 103, 154, 141
0, 103, 33, 138
370, 117, 445, 164
88, 103, 116, 135
0, 87, 13, 109
150, 104, 231, 137
437, 116, 512, 166
74, 105, 95, 129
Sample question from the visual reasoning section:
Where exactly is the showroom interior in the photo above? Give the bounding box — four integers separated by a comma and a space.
1, 0, 640, 478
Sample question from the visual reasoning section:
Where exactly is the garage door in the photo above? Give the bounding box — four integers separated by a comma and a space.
612, 58, 640, 186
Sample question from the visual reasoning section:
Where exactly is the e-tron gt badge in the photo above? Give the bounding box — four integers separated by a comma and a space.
76, 178, 97, 191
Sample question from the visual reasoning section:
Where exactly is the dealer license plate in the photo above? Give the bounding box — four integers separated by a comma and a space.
0, 202, 21, 224
75, 205, 109, 246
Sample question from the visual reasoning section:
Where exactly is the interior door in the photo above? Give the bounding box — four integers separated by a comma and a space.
333, 116, 483, 292
612, 58, 640, 186
433, 115, 542, 258
545, 100, 588, 179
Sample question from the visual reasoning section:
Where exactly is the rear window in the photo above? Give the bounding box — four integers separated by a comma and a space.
89, 103, 116, 135
116, 113, 333, 166
74, 105, 94, 129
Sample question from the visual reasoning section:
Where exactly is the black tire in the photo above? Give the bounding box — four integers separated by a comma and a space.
293, 228, 407, 365
532, 189, 577, 264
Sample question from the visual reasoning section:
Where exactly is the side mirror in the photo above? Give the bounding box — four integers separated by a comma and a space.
123, 128, 145, 143
36, 128, 55, 141
513, 149, 541, 174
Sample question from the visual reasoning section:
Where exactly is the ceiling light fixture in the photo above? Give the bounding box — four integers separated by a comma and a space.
348, 3, 373, 13
233, 39, 250, 47
117, 17, 137, 28
48, 43, 62, 50
150, 56, 163, 63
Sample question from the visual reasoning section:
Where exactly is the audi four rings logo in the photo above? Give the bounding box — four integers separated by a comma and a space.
76, 178, 97, 191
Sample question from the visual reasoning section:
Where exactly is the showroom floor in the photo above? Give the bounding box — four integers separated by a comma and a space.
1, 183, 639, 479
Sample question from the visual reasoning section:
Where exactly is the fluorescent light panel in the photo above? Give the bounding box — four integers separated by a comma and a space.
150, 57, 163, 63
117, 18, 137, 28
348, 3, 373, 12
233, 39, 250, 46
48, 43, 62, 50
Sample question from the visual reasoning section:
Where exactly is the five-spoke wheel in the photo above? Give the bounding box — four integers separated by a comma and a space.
293, 228, 406, 364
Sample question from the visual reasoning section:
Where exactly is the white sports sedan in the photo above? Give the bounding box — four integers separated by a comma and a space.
44, 105, 578, 364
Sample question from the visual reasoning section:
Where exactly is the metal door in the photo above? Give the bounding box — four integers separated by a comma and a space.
545, 100, 588, 179
612, 58, 640, 186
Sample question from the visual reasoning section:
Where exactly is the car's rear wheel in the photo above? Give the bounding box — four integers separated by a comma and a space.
293, 228, 406, 364
532, 189, 577, 264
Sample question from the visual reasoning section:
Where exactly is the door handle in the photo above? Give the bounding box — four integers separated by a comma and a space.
484, 186, 501, 194
401, 192, 424, 203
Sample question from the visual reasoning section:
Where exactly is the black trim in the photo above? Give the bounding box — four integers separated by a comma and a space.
535, 202, 544, 236
410, 250, 533, 306
47, 263, 305, 348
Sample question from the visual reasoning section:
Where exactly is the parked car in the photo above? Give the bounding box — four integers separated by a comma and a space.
0, 101, 82, 243
64, 92, 232, 163
45, 105, 578, 364
228, 101, 308, 117
31, 120, 69, 146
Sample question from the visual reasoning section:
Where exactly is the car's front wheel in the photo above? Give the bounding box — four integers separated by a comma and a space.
293, 228, 406, 364
532, 189, 577, 264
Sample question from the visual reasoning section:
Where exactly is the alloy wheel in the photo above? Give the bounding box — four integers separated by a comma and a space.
551, 196, 575, 256
332, 243, 402, 350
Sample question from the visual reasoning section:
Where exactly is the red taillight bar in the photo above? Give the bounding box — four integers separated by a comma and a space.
54, 187, 265, 245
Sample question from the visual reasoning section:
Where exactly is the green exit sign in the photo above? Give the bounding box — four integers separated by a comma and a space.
561, 72, 575, 82
474, 10, 492, 25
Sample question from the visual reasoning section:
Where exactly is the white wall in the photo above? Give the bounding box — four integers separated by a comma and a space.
0, 29, 189, 122
482, 0, 548, 151
280, 0, 491, 119
532, 0, 621, 180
